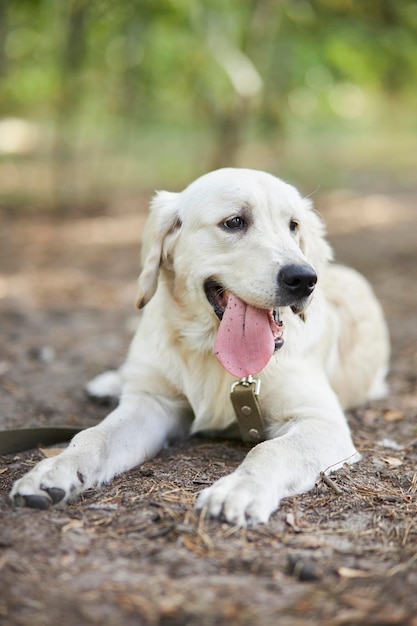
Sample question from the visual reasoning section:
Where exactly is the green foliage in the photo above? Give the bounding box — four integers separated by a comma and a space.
0, 0, 416, 195
2, 0, 416, 115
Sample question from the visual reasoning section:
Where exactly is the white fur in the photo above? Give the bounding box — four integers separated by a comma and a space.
10, 168, 390, 525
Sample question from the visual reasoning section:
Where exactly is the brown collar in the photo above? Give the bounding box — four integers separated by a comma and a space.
230, 376, 266, 444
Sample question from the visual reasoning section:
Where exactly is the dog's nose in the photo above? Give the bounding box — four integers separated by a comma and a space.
278, 264, 317, 299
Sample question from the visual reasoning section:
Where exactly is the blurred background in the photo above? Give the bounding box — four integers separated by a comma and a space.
0, 0, 416, 214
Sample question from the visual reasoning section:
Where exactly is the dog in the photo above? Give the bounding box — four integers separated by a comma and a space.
10, 168, 390, 525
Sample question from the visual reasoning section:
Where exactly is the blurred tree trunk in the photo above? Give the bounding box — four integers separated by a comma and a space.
0, 3, 8, 81
59, 0, 88, 111
208, 1, 262, 170
209, 104, 247, 171
53, 0, 89, 212
206, 0, 287, 170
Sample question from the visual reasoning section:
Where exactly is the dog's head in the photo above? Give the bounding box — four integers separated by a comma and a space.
136, 168, 332, 375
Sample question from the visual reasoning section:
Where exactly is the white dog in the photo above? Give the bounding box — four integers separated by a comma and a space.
10, 169, 390, 525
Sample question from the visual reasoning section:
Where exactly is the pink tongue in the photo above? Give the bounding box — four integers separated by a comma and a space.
214, 294, 275, 377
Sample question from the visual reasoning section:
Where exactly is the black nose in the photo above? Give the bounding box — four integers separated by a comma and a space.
278, 264, 317, 299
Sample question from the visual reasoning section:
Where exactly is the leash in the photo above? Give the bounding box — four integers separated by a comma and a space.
0, 376, 266, 454
0, 427, 84, 455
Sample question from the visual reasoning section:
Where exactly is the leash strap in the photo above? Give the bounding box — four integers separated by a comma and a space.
1, 377, 266, 454
230, 376, 266, 443
0, 427, 84, 455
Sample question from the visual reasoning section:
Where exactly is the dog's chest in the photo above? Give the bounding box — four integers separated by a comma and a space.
179, 359, 236, 433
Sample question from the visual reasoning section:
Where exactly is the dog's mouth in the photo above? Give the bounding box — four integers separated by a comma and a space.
204, 281, 284, 348
204, 281, 229, 320
204, 280, 284, 377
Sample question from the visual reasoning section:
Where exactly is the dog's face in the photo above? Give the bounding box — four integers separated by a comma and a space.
137, 169, 332, 375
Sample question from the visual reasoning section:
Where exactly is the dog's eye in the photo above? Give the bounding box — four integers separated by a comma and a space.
289, 219, 300, 233
222, 216, 246, 230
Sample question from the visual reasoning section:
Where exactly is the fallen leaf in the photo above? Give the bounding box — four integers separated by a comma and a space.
340, 593, 377, 611
61, 519, 84, 533
338, 567, 372, 578
285, 512, 301, 532
39, 447, 64, 458
383, 410, 404, 422
378, 438, 404, 450
382, 456, 403, 467
296, 535, 323, 549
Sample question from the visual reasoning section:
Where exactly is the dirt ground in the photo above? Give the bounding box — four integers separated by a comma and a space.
0, 187, 416, 626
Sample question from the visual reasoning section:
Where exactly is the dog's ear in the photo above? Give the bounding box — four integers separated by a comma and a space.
136, 190, 181, 309
300, 199, 333, 275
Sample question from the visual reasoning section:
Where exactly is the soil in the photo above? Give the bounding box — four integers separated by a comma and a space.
0, 189, 416, 626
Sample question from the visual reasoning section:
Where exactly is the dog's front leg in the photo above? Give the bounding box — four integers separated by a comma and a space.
10, 394, 190, 509
196, 412, 359, 526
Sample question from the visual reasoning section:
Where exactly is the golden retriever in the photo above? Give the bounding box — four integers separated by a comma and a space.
11, 168, 390, 525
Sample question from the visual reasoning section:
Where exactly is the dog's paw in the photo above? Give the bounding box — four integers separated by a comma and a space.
86, 370, 122, 402
10, 455, 86, 509
195, 470, 278, 526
